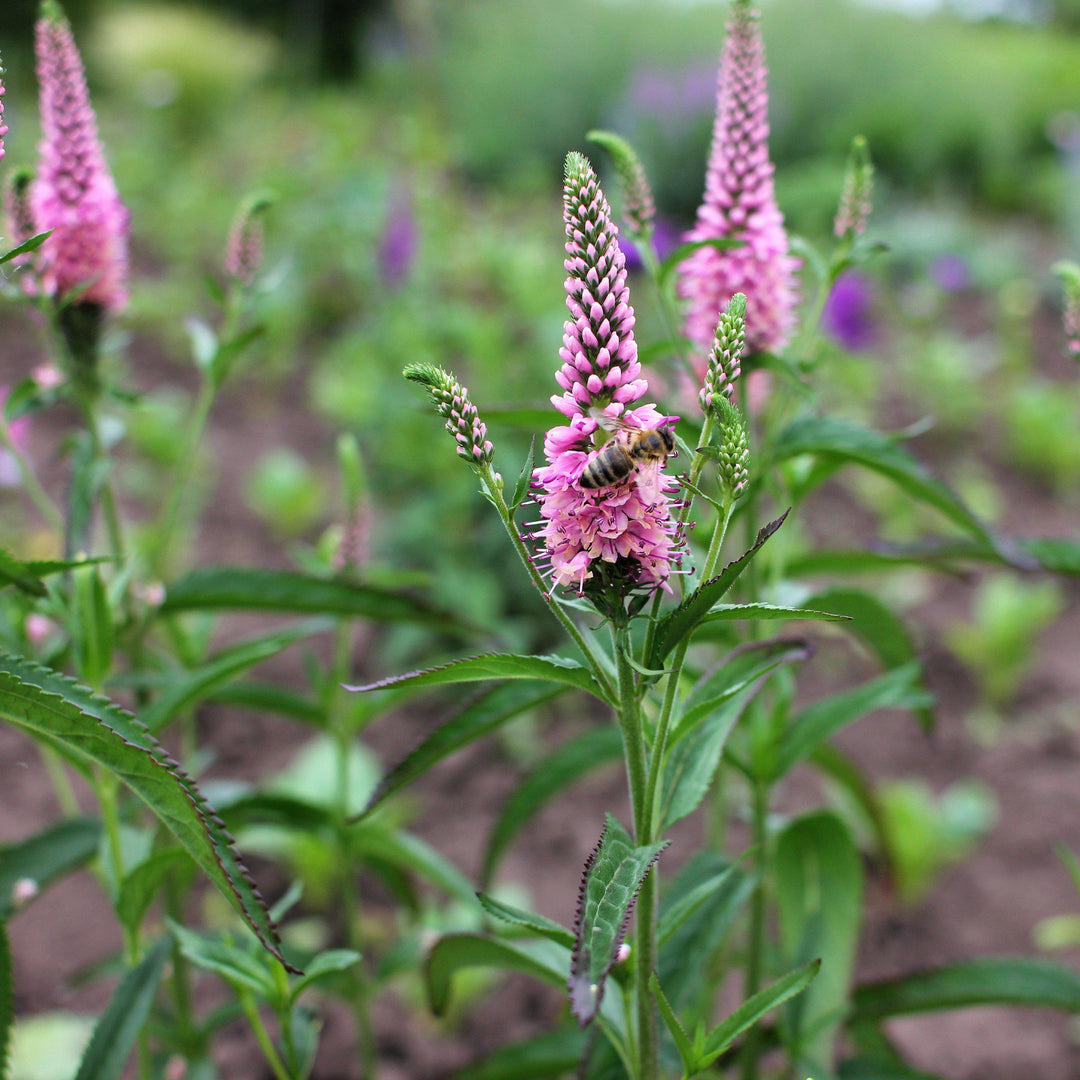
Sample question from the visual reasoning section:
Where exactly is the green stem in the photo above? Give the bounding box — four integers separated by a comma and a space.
482, 465, 616, 701
238, 991, 294, 1080
97, 771, 126, 901
39, 745, 80, 817
0, 413, 64, 532
739, 777, 770, 1080
614, 636, 656, 1080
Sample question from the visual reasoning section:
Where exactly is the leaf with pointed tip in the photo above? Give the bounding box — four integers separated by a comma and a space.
570, 815, 667, 1026
775, 812, 862, 1065
169, 922, 275, 998
354, 681, 566, 819
160, 567, 470, 632
659, 681, 762, 832
477, 894, 574, 949
658, 853, 754, 1009
647, 512, 789, 669
0, 550, 48, 597
510, 438, 537, 512
442, 1028, 587, 1080
288, 950, 361, 1003
141, 622, 328, 732
0, 818, 101, 919
0, 230, 51, 266
0, 653, 292, 971
770, 664, 932, 780
346, 652, 608, 702
803, 586, 934, 732
73, 937, 170, 1080
771, 416, 995, 545
649, 973, 696, 1072
676, 638, 812, 744
658, 237, 746, 292
425, 934, 570, 1017
482, 726, 622, 887
852, 957, 1080, 1019
696, 960, 821, 1069
0, 920, 10, 1080
700, 602, 850, 627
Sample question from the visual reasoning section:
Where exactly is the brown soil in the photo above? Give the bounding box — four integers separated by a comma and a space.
1, 306, 1079, 1080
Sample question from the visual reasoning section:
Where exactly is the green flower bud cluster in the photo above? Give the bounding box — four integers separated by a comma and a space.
700, 292, 747, 413
711, 395, 750, 501
587, 130, 655, 239
403, 362, 494, 466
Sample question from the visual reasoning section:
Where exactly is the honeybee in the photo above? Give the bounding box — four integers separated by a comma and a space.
578, 412, 676, 501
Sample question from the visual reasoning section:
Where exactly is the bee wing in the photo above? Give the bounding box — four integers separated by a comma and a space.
589, 407, 636, 437
634, 458, 663, 502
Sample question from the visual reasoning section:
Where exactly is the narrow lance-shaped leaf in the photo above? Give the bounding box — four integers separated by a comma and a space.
353, 681, 566, 820
73, 938, 170, 1080
647, 512, 789, 669
160, 566, 473, 631
346, 652, 609, 703
0, 230, 52, 266
0, 818, 101, 919
770, 663, 932, 780
852, 957, 1080, 1019
695, 960, 821, 1069
648, 974, 696, 1074
570, 815, 667, 1026
482, 726, 623, 887
770, 416, 996, 546
0, 654, 293, 971
477, 893, 575, 950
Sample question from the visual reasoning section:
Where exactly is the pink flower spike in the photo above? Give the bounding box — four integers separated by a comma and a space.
679, 0, 798, 360
32, 1, 129, 312
0, 55, 8, 163
531, 154, 685, 603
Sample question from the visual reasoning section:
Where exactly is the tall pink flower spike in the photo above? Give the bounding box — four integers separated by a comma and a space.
530, 152, 685, 597
0, 55, 8, 164
679, 0, 797, 362
31, 0, 129, 311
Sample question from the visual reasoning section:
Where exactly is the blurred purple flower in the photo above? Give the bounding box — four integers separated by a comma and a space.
618, 218, 679, 272
930, 254, 971, 293
624, 64, 717, 128
378, 187, 416, 290
823, 271, 876, 351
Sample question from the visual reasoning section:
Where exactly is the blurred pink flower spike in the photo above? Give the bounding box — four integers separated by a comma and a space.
0, 53, 8, 163
530, 153, 685, 604
1054, 261, 1080, 359
225, 191, 275, 289
32, 0, 129, 314
679, 0, 798, 362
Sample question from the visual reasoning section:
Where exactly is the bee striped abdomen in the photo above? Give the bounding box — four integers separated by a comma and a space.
579, 445, 634, 489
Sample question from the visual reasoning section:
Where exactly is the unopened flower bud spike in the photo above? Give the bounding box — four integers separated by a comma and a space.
586, 130, 656, 244
834, 135, 874, 244
1054, 261, 1080, 360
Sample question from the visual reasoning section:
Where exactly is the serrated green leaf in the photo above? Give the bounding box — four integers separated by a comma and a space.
696, 960, 821, 1068
0, 231, 51, 266
169, 922, 275, 997
160, 566, 471, 631
115, 849, 193, 935
647, 513, 789, 668
289, 950, 361, 1003
442, 1028, 587, 1080
141, 622, 327, 732
775, 812, 862, 1066
677, 638, 811, 742
770, 417, 994, 544
700, 603, 850, 626
425, 934, 569, 1017
770, 664, 931, 780
852, 957, 1080, 1019
476, 894, 574, 949
355, 681, 566, 819
659, 682, 760, 832
73, 938, 170, 1080
347, 652, 608, 702
0, 921, 11, 1080
570, 815, 667, 1025
482, 726, 622, 887
0, 654, 292, 970
0, 818, 101, 919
